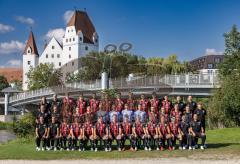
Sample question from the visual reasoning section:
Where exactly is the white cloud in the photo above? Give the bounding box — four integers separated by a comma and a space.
15, 16, 35, 25
0, 40, 25, 55
7, 59, 22, 67
205, 48, 223, 55
0, 23, 14, 33
44, 28, 65, 42
63, 10, 74, 24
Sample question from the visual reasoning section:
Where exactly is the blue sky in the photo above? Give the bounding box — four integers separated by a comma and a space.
0, 0, 239, 67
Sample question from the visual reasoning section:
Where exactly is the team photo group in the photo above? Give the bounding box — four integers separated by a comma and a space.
35, 92, 207, 152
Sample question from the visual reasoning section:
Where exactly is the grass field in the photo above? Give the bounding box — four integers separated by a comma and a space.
0, 128, 239, 160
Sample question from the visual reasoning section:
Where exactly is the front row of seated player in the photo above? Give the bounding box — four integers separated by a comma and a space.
35, 113, 206, 151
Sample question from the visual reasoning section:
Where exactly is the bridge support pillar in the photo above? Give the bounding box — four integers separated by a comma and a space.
101, 72, 109, 90
4, 93, 9, 115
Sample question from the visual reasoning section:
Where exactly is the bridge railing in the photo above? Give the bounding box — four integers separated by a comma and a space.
110, 72, 219, 88
9, 73, 219, 103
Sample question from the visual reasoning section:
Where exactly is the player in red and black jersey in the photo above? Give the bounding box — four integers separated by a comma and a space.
150, 92, 160, 115
70, 117, 80, 150
134, 117, 144, 149
110, 115, 124, 151
161, 96, 172, 115
157, 116, 172, 151
169, 117, 181, 150
60, 118, 71, 150
78, 122, 86, 151
147, 116, 158, 151
95, 116, 109, 151
126, 92, 136, 111
89, 93, 99, 113
77, 94, 87, 116
115, 93, 124, 112
122, 116, 136, 151
171, 104, 182, 123
84, 119, 97, 151
62, 93, 75, 121
138, 94, 149, 114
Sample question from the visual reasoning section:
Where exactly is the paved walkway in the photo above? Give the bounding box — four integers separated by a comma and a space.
0, 130, 16, 143
0, 159, 239, 164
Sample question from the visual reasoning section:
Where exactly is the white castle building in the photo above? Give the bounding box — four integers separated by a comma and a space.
22, 10, 99, 90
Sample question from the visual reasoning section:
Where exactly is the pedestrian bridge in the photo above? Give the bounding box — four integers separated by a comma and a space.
7, 73, 220, 107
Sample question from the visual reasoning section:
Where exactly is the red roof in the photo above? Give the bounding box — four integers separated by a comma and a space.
67, 10, 96, 44
0, 68, 23, 82
24, 31, 39, 56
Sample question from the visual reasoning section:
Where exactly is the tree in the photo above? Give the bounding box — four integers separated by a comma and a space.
0, 75, 9, 96
208, 25, 240, 128
27, 63, 62, 90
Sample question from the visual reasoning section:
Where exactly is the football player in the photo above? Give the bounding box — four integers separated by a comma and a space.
35, 116, 48, 151
48, 116, 60, 151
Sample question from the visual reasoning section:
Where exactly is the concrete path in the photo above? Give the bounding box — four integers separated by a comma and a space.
0, 130, 16, 143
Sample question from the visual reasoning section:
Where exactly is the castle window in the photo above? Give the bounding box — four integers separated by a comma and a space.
28, 50, 30, 53
69, 54, 71, 59
72, 62, 74, 66
66, 39, 68, 42
52, 46, 55, 49
57, 54, 60, 58
79, 37, 82, 41
208, 63, 213, 69
73, 37, 75, 41
69, 47, 71, 51
59, 62, 61, 66
51, 54, 54, 58
46, 54, 48, 58
85, 46, 88, 51
27, 61, 31, 65
69, 38, 71, 42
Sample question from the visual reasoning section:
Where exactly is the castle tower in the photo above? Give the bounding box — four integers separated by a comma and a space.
62, 10, 99, 78
22, 31, 39, 90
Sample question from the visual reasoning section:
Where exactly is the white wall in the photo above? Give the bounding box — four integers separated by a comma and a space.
39, 37, 63, 68
22, 48, 39, 90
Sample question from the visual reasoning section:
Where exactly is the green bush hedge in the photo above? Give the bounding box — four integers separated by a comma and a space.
13, 113, 35, 138
0, 121, 13, 130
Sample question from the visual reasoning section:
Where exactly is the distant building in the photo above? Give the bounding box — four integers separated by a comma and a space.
22, 10, 99, 90
0, 68, 23, 82
189, 54, 224, 74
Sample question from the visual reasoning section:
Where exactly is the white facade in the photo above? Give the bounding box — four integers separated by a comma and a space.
39, 37, 63, 68
22, 47, 39, 90
22, 11, 99, 90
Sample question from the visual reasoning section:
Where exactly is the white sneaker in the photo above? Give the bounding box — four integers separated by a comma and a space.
60, 148, 63, 151
200, 146, 204, 150
67, 148, 70, 151
71, 148, 74, 151
95, 148, 98, 152
83, 148, 85, 151
179, 147, 182, 150
36, 147, 40, 151
105, 148, 108, 152
79, 149, 82, 152
41, 147, 45, 151
54, 147, 57, 151
183, 146, 186, 150
135, 147, 137, 151
144, 147, 148, 151
189, 146, 192, 150
46, 147, 50, 151
109, 148, 112, 152
118, 148, 121, 151
148, 147, 151, 151
193, 147, 195, 150
156, 147, 159, 151
172, 146, 175, 150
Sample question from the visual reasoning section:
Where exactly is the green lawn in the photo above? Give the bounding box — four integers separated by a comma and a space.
0, 128, 239, 160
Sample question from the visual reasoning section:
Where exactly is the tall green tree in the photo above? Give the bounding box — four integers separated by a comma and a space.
209, 25, 240, 128
0, 75, 9, 96
27, 63, 62, 90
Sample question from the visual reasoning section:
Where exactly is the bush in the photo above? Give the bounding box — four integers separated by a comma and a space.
13, 113, 35, 137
